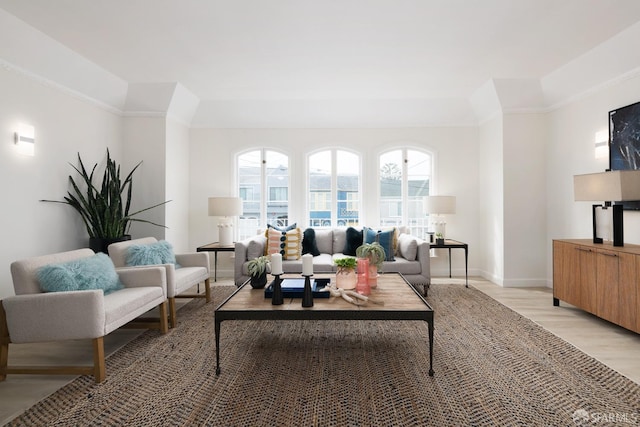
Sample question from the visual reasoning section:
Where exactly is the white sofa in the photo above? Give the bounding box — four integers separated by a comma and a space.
1, 248, 168, 383
235, 227, 431, 295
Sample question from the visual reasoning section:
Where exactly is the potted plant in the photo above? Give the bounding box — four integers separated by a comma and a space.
334, 257, 357, 290
435, 233, 445, 245
247, 255, 270, 288
41, 149, 170, 253
356, 242, 386, 287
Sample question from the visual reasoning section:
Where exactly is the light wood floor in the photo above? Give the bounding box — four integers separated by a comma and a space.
1, 277, 639, 425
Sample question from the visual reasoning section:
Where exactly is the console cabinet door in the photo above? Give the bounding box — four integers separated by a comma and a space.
596, 249, 619, 324
553, 241, 580, 306
577, 246, 597, 314
618, 253, 637, 332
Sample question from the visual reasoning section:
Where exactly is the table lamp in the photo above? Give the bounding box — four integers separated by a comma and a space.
423, 195, 456, 239
574, 170, 640, 247
208, 197, 243, 246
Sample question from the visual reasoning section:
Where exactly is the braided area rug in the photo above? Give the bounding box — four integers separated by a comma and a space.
7, 284, 640, 426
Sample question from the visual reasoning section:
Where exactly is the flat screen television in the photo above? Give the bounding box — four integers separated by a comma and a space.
609, 101, 640, 210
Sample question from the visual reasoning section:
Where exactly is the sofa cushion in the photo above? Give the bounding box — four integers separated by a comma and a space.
302, 228, 321, 256
126, 240, 178, 267
397, 233, 418, 261
343, 227, 363, 256
247, 235, 267, 260
364, 227, 396, 261
312, 228, 332, 254
37, 253, 124, 294
266, 227, 302, 260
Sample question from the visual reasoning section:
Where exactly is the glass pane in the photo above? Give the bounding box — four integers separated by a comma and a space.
238, 151, 261, 239
309, 151, 332, 227
379, 150, 403, 224
407, 150, 431, 237
266, 150, 289, 227
337, 150, 359, 226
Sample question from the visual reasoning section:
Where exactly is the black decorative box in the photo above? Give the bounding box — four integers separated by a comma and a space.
264, 278, 331, 298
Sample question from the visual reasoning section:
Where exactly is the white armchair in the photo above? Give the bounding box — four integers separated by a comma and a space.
108, 237, 211, 328
1, 248, 169, 383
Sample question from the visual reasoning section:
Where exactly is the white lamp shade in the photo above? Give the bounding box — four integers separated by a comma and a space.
574, 170, 640, 202
208, 197, 243, 217
423, 196, 456, 214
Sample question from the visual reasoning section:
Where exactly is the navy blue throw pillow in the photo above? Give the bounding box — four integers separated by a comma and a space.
343, 227, 363, 256
302, 228, 321, 256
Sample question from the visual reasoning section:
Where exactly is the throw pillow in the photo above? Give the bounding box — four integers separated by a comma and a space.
267, 223, 297, 232
397, 233, 418, 261
364, 226, 396, 261
37, 253, 124, 294
266, 227, 302, 260
343, 227, 363, 256
126, 240, 179, 267
302, 228, 321, 256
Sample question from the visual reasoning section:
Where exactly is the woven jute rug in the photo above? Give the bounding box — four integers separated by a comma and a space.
7, 284, 640, 426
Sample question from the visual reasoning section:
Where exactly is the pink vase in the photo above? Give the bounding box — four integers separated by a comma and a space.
356, 258, 370, 295
368, 264, 378, 288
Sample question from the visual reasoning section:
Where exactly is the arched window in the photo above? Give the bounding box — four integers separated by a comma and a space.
308, 149, 360, 227
237, 149, 289, 239
379, 148, 432, 236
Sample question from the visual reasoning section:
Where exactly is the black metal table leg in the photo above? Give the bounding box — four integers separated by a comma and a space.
428, 319, 434, 376
215, 319, 221, 375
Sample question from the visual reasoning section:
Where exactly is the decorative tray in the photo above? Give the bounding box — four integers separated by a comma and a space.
264, 278, 331, 298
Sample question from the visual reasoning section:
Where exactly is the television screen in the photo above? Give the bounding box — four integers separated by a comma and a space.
609, 101, 640, 210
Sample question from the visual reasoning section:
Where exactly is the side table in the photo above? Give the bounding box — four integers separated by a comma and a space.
430, 239, 469, 287
197, 242, 235, 282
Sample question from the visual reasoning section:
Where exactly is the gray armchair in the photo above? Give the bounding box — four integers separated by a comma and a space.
108, 237, 211, 328
1, 248, 168, 383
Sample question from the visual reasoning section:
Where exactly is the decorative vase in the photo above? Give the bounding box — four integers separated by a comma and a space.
89, 235, 131, 254
356, 258, 370, 296
368, 264, 378, 288
250, 272, 268, 289
336, 267, 357, 290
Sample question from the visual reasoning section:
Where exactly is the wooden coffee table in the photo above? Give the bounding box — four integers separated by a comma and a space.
214, 273, 434, 376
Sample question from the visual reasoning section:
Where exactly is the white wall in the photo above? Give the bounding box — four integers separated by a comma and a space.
122, 116, 168, 241
164, 118, 191, 252
503, 113, 548, 286
189, 127, 480, 278
546, 71, 640, 284
0, 66, 122, 299
478, 115, 504, 284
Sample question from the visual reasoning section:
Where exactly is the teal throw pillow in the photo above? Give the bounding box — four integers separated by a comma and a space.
126, 240, 179, 267
364, 227, 395, 261
37, 253, 124, 294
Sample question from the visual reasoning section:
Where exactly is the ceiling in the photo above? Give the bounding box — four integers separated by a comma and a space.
2, 0, 640, 127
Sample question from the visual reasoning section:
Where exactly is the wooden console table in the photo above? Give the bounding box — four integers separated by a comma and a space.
553, 239, 640, 334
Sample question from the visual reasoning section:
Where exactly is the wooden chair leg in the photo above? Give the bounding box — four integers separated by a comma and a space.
0, 302, 9, 381
168, 297, 177, 329
204, 278, 211, 303
92, 337, 106, 383
159, 301, 169, 334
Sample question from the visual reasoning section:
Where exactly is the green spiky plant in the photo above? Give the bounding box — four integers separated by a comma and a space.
356, 242, 386, 270
41, 149, 170, 239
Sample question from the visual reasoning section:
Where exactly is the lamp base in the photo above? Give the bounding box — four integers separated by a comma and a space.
218, 223, 234, 246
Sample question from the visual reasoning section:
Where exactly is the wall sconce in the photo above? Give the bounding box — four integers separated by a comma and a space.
574, 170, 640, 246
594, 130, 608, 159
14, 123, 35, 156
208, 197, 243, 246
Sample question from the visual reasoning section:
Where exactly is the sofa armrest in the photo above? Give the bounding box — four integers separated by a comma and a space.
175, 252, 210, 273
117, 266, 167, 296
234, 235, 266, 286
415, 238, 431, 284
2, 291, 105, 342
